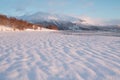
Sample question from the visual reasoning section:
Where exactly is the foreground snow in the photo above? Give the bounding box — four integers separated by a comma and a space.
0, 31, 120, 80
0, 25, 55, 32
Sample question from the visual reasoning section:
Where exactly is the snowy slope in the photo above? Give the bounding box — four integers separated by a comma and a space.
0, 25, 13, 31
20, 12, 82, 22
0, 31, 120, 80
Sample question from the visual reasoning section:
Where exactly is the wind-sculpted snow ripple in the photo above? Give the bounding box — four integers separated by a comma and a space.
0, 31, 120, 80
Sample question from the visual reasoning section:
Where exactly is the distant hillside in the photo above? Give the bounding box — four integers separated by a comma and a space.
0, 14, 58, 31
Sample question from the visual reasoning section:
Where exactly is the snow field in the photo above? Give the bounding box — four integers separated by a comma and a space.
0, 31, 120, 80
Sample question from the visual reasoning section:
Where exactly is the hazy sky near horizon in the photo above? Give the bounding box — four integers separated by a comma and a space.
0, 0, 120, 20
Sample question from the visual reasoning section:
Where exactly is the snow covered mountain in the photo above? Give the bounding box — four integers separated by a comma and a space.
19, 12, 120, 32
20, 12, 83, 23
19, 12, 93, 30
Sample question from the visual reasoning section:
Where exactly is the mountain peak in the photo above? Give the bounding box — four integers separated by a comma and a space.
19, 12, 83, 23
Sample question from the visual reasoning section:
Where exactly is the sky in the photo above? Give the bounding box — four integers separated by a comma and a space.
0, 0, 120, 25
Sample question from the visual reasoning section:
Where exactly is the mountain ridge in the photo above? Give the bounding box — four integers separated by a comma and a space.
19, 12, 120, 32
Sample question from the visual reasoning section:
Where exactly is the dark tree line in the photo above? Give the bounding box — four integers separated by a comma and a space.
46, 25, 58, 30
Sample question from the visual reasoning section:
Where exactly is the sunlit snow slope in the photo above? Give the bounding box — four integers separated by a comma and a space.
0, 31, 120, 80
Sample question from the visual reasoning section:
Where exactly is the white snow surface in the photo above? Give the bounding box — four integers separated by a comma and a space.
0, 26, 13, 31
0, 25, 54, 32
25, 27, 55, 32
0, 31, 120, 80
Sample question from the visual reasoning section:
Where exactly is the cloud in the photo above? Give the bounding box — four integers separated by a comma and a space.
15, 7, 26, 12
80, 16, 120, 26
79, 16, 104, 25
105, 19, 120, 25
